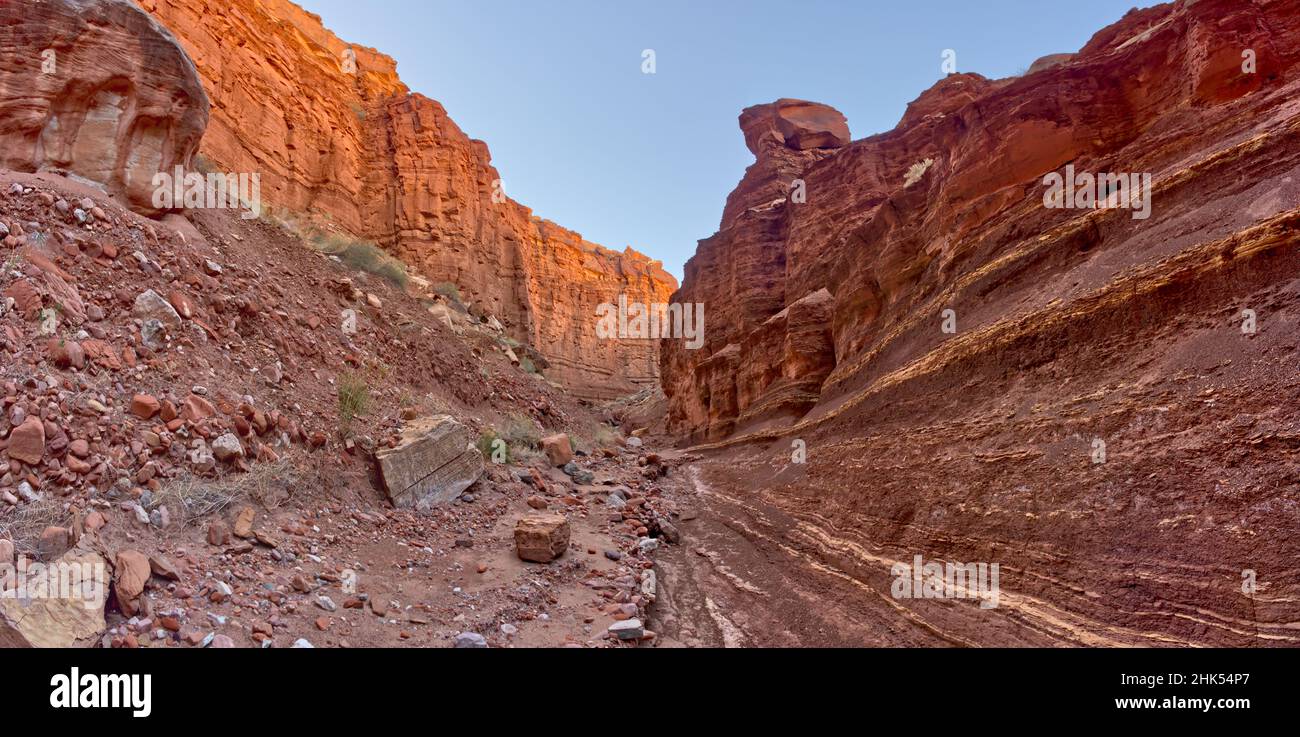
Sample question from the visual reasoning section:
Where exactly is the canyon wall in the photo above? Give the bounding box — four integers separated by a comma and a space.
138, 0, 677, 399
660, 0, 1300, 645
0, 0, 209, 214
663, 0, 1299, 442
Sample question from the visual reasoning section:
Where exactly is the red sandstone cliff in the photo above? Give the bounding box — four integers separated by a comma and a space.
138, 0, 677, 400
0, 0, 208, 214
663, 0, 1300, 441
656, 0, 1300, 646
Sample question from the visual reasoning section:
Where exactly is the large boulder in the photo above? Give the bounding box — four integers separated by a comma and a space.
514, 514, 571, 563
0, 546, 110, 648
376, 416, 483, 509
0, 0, 209, 214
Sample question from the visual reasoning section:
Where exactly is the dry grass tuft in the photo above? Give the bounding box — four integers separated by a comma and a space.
0, 497, 65, 557
150, 460, 301, 526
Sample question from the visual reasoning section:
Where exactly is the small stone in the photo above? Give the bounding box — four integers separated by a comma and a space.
454, 632, 488, 648
130, 394, 161, 419
231, 507, 255, 538
659, 520, 682, 544
37, 526, 70, 561
149, 555, 182, 581
207, 520, 230, 546
212, 433, 244, 462
541, 434, 573, 466
113, 550, 151, 616
609, 619, 645, 640
6, 417, 46, 465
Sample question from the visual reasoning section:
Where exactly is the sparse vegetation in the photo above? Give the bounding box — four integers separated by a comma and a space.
476, 429, 510, 464
593, 424, 621, 449
310, 231, 408, 288
0, 496, 63, 557
149, 461, 300, 525
568, 433, 586, 455
903, 158, 935, 187
192, 153, 217, 174
434, 282, 462, 303
337, 372, 370, 437
519, 356, 538, 374
474, 415, 542, 464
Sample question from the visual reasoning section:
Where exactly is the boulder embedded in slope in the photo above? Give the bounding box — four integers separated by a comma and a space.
376, 416, 483, 509
0, 546, 110, 648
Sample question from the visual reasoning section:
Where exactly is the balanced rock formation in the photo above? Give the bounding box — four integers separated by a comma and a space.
0, 0, 209, 214
664, 0, 1300, 442
139, 0, 677, 399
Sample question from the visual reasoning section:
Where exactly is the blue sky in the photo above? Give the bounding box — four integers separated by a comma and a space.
297, 0, 1158, 279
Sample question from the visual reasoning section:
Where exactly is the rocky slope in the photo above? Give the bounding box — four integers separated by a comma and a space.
658, 0, 1300, 646
137, 0, 677, 400
0, 166, 684, 649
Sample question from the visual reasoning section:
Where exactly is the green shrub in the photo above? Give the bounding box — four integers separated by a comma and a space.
567, 433, 586, 455
312, 233, 408, 288
593, 424, 620, 449
476, 417, 543, 465
337, 372, 369, 436
434, 282, 462, 303
476, 429, 510, 464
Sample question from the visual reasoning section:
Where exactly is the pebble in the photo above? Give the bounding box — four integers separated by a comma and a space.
454, 632, 488, 649
609, 619, 645, 640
